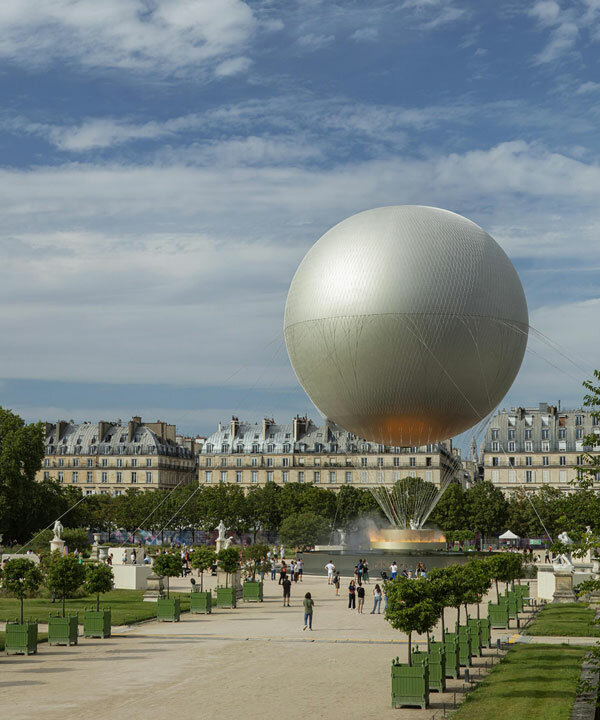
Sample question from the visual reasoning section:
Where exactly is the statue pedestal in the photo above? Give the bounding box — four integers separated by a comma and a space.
217, 570, 242, 598
50, 539, 65, 555
98, 546, 109, 563
143, 572, 165, 602
552, 569, 577, 603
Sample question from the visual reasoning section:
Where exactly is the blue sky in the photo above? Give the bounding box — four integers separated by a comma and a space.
0, 0, 599, 449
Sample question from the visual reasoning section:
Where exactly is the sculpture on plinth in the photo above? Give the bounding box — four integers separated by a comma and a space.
215, 521, 230, 553
50, 519, 65, 554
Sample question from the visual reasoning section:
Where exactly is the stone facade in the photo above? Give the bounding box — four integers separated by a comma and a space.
482, 403, 600, 492
37, 416, 196, 495
199, 416, 463, 489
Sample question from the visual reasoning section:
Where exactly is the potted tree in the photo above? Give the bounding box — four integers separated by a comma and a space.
386, 577, 438, 709
83, 563, 114, 638
486, 555, 512, 629
216, 547, 239, 608
465, 559, 493, 651
429, 568, 459, 679
189, 546, 216, 614
46, 554, 86, 646
241, 543, 270, 602
1, 558, 43, 655
153, 553, 183, 622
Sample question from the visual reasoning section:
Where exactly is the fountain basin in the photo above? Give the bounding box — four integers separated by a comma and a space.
369, 528, 446, 552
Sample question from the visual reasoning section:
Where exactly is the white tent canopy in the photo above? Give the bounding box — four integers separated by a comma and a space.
499, 530, 520, 540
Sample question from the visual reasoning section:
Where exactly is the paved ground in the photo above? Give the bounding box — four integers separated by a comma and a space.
1, 573, 529, 720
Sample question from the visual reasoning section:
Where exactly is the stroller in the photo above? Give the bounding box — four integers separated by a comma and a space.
380, 571, 389, 581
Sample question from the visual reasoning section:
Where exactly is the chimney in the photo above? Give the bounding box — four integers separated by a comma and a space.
231, 416, 239, 441
56, 420, 68, 442
128, 416, 142, 443
293, 415, 308, 442
97, 421, 111, 443
262, 417, 273, 440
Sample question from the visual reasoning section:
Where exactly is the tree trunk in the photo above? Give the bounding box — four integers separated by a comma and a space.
477, 599, 481, 620
457, 605, 460, 629
97, 593, 100, 612
200, 570, 204, 592
20, 597, 24, 625
441, 608, 445, 638
167, 576, 170, 598
495, 579, 500, 603
62, 595, 66, 618
408, 631, 412, 666
426, 630, 430, 653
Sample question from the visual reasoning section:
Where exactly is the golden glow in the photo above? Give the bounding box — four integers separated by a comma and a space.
369, 527, 446, 551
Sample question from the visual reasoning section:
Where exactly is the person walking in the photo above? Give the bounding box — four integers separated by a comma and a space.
303, 592, 314, 630
362, 560, 369, 584
271, 559, 277, 581
334, 570, 341, 596
290, 559, 296, 582
370, 584, 382, 614
296, 557, 303, 582
357, 583, 365, 613
282, 576, 292, 607
390, 561, 398, 580
325, 560, 336, 584
357, 559, 364, 586
279, 562, 287, 585
383, 585, 388, 611
348, 580, 356, 609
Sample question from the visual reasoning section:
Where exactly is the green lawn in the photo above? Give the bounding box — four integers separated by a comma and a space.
526, 603, 600, 637
454, 645, 588, 720
0, 632, 47, 651
0, 590, 191, 626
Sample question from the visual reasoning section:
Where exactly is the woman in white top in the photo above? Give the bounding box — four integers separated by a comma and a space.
370, 584, 382, 614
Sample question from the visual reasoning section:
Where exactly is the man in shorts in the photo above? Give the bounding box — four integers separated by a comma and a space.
282, 576, 292, 607
296, 557, 303, 582
325, 560, 336, 584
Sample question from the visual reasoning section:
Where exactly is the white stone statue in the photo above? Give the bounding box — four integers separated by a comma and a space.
216, 520, 227, 541
223, 537, 233, 549
555, 531, 574, 567
52, 519, 63, 541
337, 529, 347, 547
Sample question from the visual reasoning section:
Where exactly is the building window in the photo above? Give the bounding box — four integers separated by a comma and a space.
393, 457, 400, 467
101, 458, 108, 467
131, 472, 137, 483
220, 457, 227, 467
377, 471, 384, 483
409, 457, 416, 467
205, 471, 212, 483
508, 442, 515, 452
116, 472, 122, 483
491, 469, 499, 483
576, 428, 583, 440
146, 472, 152, 483
87, 471, 93, 483
87, 458, 93, 467
409, 470, 416, 478
361, 457, 368, 467
525, 470, 533, 483
267, 458, 273, 467
543, 470, 549, 483
44, 458, 50, 467
282, 457, 290, 467
491, 429, 499, 440
508, 429, 515, 440
298, 471, 304, 483
576, 415, 583, 426
131, 458, 137, 467
282, 471, 289, 483
283, 444, 291, 453
377, 457, 384, 467
267, 444, 275, 452
43, 471, 49, 480
251, 457, 258, 467
542, 441, 549, 452
252, 444, 259, 453
58, 458, 64, 467
345, 471, 352, 483
508, 470, 516, 483
221, 471, 227, 482
543, 456, 549, 466
542, 429, 549, 439
492, 457, 499, 467
146, 458, 152, 467
560, 456, 566, 466
251, 471, 258, 483
71, 471, 78, 483
314, 471, 320, 483
101, 472, 107, 483
329, 471, 336, 484
221, 444, 229, 453
236, 457, 242, 467
524, 441, 532, 452
524, 429, 532, 440
72, 458, 79, 467
235, 471, 242, 483
426, 457, 432, 467
508, 457, 515, 467
116, 458, 122, 468
425, 470, 433, 483
206, 458, 212, 467
559, 429, 566, 439
492, 442, 499, 452
266, 471, 274, 482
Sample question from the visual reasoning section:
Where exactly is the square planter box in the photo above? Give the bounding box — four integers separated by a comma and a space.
5, 620, 38, 655
83, 608, 112, 638
503, 593, 519, 618
488, 602, 509, 629
515, 584, 530, 600
216, 586, 237, 609
391, 661, 429, 709
242, 581, 264, 602
479, 617, 491, 648
190, 590, 212, 614
467, 618, 483, 657
48, 613, 78, 646
157, 597, 181, 622
443, 632, 460, 678
457, 626, 472, 667
412, 644, 446, 693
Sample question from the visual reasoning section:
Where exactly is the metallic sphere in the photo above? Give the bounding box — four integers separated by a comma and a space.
284, 206, 528, 447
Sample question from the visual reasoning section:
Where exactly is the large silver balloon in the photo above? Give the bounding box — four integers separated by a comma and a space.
284, 206, 528, 447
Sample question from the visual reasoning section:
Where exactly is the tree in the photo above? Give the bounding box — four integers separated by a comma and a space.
190, 546, 216, 591
427, 569, 453, 636
153, 553, 183, 598
241, 543, 270, 581
45, 553, 86, 617
429, 482, 468, 531
83, 563, 114, 611
1, 558, 43, 623
464, 481, 508, 538
216, 547, 239, 588
278, 512, 329, 550
385, 577, 440, 664
463, 559, 492, 620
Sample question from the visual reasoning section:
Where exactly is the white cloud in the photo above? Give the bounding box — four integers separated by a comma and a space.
0, 0, 257, 76
350, 27, 378, 42
297, 33, 335, 50
576, 81, 600, 94
534, 20, 578, 63
215, 56, 252, 77
530, 0, 562, 26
